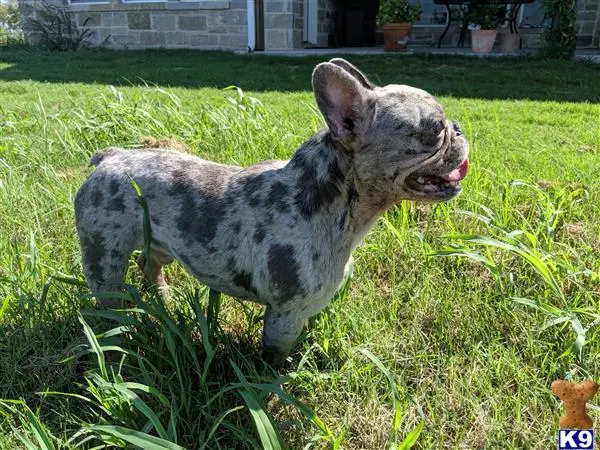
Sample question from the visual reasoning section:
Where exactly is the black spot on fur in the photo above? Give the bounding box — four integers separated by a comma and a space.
91, 190, 103, 208
312, 252, 320, 262
151, 216, 161, 226
168, 169, 189, 196
83, 233, 106, 284
294, 166, 342, 218
291, 147, 348, 219
267, 181, 290, 212
268, 244, 305, 303
242, 174, 264, 199
227, 256, 258, 296
173, 172, 226, 247
109, 264, 120, 274
249, 195, 262, 208
328, 159, 345, 183
227, 257, 238, 270
110, 249, 122, 259
112, 223, 121, 229
254, 223, 266, 243
109, 180, 120, 196
233, 270, 258, 296
108, 196, 125, 213
231, 221, 242, 234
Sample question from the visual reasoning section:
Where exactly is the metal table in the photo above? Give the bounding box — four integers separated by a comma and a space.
434, 0, 535, 48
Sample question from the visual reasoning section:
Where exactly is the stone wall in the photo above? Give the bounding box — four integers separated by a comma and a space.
20, 0, 598, 51
316, 0, 334, 47
263, 0, 302, 49
576, 0, 600, 47
20, 0, 249, 50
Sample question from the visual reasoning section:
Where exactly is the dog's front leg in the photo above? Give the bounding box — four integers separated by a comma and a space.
261, 306, 306, 368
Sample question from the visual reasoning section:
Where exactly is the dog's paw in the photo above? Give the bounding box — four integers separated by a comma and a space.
261, 346, 288, 370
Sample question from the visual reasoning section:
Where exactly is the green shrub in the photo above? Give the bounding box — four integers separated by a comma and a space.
0, 1, 23, 46
464, 4, 506, 30
0, 1, 21, 31
378, 0, 423, 25
541, 0, 577, 59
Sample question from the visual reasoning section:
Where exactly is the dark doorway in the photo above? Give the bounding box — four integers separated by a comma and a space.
333, 0, 381, 47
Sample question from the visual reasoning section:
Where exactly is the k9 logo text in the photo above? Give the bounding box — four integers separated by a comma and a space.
558, 429, 594, 450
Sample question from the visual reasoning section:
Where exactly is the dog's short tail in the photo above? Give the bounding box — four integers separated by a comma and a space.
89, 147, 121, 166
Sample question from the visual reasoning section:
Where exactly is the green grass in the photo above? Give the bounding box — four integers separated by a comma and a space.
0, 47, 599, 449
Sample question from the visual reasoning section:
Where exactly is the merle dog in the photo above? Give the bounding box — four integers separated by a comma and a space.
75, 58, 469, 366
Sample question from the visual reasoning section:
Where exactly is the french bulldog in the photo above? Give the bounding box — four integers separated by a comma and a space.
74, 58, 469, 366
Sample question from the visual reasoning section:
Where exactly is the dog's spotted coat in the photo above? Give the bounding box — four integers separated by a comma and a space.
75, 59, 470, 366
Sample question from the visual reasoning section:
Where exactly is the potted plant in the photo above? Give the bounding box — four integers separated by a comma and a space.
497, 24, 520, 53
465, 4, 505, 53
378, 0, 422, 52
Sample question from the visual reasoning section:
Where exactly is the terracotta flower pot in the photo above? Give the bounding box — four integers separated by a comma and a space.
383, 23, 412, 52
498, 32, 520, 53
471, 29, 497, 53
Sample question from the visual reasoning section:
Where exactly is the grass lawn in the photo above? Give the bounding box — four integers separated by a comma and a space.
0, 47, 599, 449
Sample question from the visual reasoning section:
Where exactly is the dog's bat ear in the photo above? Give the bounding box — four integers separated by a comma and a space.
312, 62, 375, 150
328, 58, 376, 90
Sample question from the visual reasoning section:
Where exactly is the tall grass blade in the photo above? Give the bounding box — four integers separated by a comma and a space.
231, 361, 287, 450
358, 348, 408, 446
398, 421, 425, 450
446, 234, 563, 299
78, 313, 108, 380
130, 178, 153, 282
85, 425, 187, 450
199, 405, 245, 450
0, 400, 57, 450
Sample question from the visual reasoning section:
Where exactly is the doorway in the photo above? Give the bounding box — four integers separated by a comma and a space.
335, 0, 381, 47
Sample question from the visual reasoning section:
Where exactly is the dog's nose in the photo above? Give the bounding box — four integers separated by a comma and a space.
452, 122, 462, 136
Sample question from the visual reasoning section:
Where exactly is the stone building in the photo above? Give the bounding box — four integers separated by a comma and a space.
18, 0, 600, 51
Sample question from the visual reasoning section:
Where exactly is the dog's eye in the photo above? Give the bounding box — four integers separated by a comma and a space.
432, 120, 445, 135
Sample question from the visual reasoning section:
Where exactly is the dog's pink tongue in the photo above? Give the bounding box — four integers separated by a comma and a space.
444, 159, 469, 182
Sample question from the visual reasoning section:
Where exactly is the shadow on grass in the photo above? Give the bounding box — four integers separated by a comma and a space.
0, 282, 311, 448
1, 45, 599, 102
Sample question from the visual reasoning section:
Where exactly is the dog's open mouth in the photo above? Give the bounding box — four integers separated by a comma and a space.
405, 159, 469, 198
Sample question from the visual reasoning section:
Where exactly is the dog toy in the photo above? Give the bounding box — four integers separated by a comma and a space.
551, 379, 598, 429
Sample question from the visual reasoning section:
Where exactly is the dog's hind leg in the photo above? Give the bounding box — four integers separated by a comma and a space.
79, 231, 135, 309
137, 246, 174, 296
